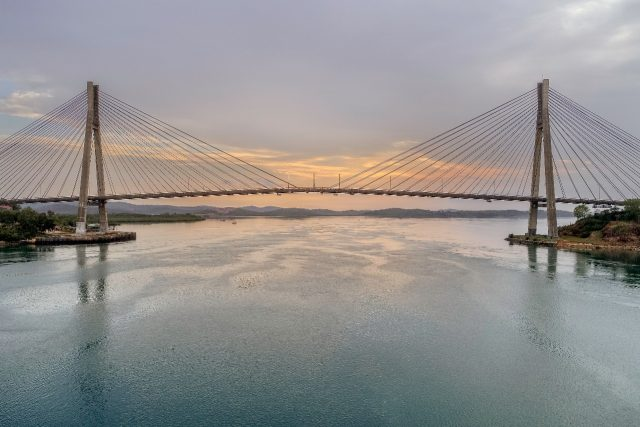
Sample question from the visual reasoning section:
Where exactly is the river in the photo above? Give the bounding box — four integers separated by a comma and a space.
1, 217, 639, 425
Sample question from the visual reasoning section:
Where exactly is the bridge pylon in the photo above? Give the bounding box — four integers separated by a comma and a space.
75, 81, 108, 234
527, 78, 558, 238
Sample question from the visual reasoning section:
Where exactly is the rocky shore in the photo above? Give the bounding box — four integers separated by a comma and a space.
32, 231, 136, 245
506, 234, 640, 253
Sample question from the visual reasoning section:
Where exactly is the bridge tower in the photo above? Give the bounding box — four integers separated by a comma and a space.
75, 81, 109, 234
527, 79, 558, 237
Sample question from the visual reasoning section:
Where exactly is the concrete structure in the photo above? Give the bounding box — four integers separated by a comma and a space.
541, 79, 558, 237
528, 79, 558, 238
93, 85, 109, 232
528, 83, 544, 236
76, 82, 109, 234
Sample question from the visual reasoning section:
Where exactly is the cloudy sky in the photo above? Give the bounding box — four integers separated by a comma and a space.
1, 0, 639, 209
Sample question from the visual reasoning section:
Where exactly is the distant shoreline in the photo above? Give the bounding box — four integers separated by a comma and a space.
29, 201, 574, 220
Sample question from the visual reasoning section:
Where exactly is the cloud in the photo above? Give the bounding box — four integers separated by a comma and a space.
1, 0, 639, 209
0, 89, 53, 118
481, 0, 640, 91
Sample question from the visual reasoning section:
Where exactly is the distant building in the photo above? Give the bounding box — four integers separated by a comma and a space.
0, 204, 13, 211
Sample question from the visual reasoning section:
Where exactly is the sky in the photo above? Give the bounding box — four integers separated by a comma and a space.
1, 0, 639, 210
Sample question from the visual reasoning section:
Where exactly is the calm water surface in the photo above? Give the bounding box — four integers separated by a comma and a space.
1, 217, 640, 426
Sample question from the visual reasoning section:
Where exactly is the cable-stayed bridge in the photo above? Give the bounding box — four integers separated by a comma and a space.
1, 80, 639, 237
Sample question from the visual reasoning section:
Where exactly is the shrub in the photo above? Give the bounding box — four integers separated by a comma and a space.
559, 208, 622, 237
0, 225, 21, 242
573, 204, 590, 220
0, 207, 57, 241
623, 199, 640, 222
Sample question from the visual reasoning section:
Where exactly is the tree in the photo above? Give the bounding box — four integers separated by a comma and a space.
0, 207, 56, 242
573, 204, 590, 220
624, 199, 640, 222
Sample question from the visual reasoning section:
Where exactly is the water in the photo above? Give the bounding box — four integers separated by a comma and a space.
1, 217, 640, 426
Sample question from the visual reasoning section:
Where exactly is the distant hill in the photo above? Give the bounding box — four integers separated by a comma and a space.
28, 202, 217, 215
27, 201, 573, 219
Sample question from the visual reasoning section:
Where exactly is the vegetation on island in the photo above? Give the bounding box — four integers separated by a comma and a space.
0, 203, 61, 242
0, 201, 203, 244
507, 200, 640, 251
559, 200, 640, 245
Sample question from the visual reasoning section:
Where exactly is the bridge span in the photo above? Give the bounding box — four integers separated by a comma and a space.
2, 79, 639, 237
12, 187, 625, 207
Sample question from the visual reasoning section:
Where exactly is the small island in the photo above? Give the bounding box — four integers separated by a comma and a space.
508, 199, 640, 252
0, 202, 202, 246
0, 201, 69, 245
0, 202, 133, 246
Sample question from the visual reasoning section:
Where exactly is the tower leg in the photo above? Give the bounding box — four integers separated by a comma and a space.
98, 200, 108, 232
528, 83, 544, 236
527, 201, 539, 236
93, 84, 109, 232
76, 81, 95, 234
541, 79, 558, 237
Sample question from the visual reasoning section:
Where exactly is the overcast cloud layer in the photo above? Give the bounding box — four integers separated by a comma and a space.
1, 0, 639, 209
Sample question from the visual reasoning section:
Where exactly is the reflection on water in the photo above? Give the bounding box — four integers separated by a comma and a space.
527, 245, 537, 271
582, 250, 640, 287
547, 247, 557, 279
3, 239, 638, 286
74, 244, 110, 424
526, 245, 559, 279
522, 244, 640, 286
77, 244, 109, 303
1, 218, 640, 425
0, 245, 53, 264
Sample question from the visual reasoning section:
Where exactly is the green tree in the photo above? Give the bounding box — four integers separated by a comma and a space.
0, 207, 56, 242
573, 204, 590, 220
624, 199, 640, 222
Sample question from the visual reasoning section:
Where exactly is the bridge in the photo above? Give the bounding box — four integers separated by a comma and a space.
1, 79, 639, 238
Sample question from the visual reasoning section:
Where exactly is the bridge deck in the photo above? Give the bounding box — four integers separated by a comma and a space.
8, 187, 625, 206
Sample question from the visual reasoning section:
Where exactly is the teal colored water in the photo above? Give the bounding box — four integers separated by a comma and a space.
1, 218, 640, 426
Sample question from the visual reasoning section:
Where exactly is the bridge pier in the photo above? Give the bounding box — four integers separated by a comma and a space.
528, 83, 543, 236
76, 82, 109, 234
541, 79, 558, 237
93, 85, 109, 232
527, 79, 558, 238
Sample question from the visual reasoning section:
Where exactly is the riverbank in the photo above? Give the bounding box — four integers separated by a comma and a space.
32, 231, 136, 245
2, 231, 137, 247
506, 234, 640, 253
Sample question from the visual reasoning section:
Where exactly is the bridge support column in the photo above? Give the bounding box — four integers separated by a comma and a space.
76, 82, 94, 234
76, 81, 108, 234
541, 79, 558, 237
527, 79, 557, 238
528, 82, 543, 236
93, 85, 109, 232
